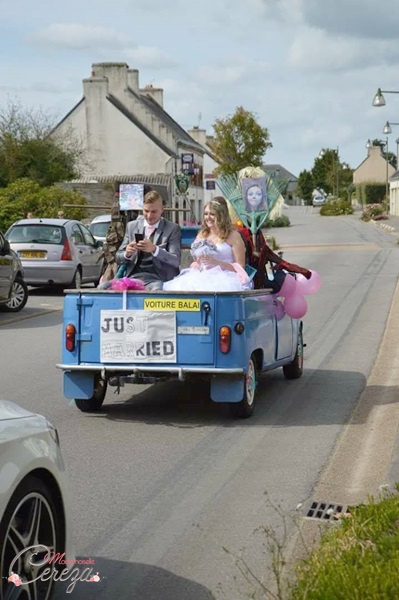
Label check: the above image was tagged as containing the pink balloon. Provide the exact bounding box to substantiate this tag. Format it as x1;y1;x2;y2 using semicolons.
284;294;308;319
274;299;285;321
296;270;321;295
279;273;297;298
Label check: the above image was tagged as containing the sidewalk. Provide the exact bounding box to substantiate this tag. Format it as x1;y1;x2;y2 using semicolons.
370;213;399;235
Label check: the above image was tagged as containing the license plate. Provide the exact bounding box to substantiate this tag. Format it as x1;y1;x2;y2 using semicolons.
20;251;46;258
178;326;210;335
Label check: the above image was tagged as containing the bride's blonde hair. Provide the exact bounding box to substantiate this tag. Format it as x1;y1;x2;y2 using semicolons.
200;198;232;241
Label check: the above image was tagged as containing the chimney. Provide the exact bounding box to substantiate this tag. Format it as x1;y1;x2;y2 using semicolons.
187;126;207;147
127;68;139;92
91;62;128;96
140;83;164;107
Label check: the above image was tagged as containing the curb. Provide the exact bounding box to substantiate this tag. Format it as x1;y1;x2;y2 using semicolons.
370;219;398;234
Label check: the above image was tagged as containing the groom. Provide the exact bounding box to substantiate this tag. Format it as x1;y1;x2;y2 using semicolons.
115;190;181;290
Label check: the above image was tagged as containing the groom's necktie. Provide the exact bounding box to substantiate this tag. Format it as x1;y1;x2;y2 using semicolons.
146;225;156;239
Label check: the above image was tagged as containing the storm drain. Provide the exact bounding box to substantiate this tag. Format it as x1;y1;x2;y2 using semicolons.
305;501;353;521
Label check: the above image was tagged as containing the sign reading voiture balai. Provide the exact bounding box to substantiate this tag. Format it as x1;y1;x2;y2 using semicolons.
100;310;176;363
143;298;200;311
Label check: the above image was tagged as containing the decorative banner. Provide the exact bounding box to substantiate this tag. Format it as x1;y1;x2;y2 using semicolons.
100;310;176;363
175;174;191;194
119;183;144;211
241;177;268;212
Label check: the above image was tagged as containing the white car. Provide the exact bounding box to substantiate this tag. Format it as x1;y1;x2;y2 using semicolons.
0;401;73;599
89;214;111;243
312;195;326;208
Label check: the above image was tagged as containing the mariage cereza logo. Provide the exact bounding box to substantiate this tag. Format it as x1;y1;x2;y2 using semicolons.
7;544;102;594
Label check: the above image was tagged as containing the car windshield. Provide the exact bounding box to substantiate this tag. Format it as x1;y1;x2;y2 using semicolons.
7;224;65;244
90;222;110;237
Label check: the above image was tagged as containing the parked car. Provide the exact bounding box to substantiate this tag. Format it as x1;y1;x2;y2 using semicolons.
89;214;111;243
5;218;104;288
0;231;28;313
0;400;73;598
312;195;326;208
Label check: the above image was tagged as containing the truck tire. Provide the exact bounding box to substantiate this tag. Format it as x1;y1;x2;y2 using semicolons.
283;324;304;380
75;375;107;412
230;354;258;418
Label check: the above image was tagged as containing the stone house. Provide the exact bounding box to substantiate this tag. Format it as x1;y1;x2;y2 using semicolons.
52;62;205;222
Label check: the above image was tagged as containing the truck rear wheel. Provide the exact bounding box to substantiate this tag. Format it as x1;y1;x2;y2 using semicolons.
230;354;257;418
283;324;304;380
75;374;107;412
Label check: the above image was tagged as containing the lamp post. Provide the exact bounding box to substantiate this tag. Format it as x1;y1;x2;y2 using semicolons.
372;88;399;107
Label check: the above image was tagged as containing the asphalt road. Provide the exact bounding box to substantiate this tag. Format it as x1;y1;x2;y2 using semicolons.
1;206;399;600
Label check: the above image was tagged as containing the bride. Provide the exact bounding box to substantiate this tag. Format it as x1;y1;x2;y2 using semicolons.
163;198;252;292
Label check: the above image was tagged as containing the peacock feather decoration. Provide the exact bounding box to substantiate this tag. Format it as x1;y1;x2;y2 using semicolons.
216;166;289;235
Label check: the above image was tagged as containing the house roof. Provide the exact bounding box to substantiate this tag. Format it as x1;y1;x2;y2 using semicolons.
68;173;172;186
138;90;204;153
263;163;298;182
107;93;174;156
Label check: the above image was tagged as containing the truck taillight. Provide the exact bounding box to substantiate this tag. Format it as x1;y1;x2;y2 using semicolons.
65;324;76;351
61;240;72;261
219;326;231;354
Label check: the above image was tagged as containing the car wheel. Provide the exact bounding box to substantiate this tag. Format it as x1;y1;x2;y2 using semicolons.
283;324;304;379
70;268;82;289
75;374;107;412
1;277;28;313
0;475;64;600
230;354;258;418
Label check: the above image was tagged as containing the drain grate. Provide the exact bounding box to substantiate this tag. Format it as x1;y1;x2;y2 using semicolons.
305;500;352;521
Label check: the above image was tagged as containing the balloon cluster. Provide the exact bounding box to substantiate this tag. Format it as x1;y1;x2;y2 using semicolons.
277;270;321;319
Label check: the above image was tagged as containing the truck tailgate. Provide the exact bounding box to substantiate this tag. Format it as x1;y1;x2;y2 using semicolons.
76;291;216;366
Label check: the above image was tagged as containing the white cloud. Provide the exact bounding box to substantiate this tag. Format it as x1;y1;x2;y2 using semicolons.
125;47;178;70
31;23;131;49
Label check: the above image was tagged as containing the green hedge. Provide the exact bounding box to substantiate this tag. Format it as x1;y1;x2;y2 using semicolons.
356;183;386;204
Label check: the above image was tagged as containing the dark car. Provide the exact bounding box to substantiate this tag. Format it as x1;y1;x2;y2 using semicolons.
0;231;28;313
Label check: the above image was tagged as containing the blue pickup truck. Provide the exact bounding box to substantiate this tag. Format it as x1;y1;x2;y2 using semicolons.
57;286;303;418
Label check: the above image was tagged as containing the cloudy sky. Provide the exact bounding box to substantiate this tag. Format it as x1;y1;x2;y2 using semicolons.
1;0;399;177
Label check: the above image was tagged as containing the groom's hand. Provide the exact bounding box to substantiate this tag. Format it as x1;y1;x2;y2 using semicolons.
137;239;157;253
125;241;139;257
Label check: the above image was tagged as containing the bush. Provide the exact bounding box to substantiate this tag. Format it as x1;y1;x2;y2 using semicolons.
0;178;89;230
361;203;385;222
265;215;291;228
290;490;399;600
320;199;354;216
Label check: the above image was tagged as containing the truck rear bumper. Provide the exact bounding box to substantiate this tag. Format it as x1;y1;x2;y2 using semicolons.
56;364;244;377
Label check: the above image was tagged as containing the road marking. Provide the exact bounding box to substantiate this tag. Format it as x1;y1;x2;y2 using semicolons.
0;308;62;327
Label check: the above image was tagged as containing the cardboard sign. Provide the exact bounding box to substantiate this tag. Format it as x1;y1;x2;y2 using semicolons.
100;310;176;363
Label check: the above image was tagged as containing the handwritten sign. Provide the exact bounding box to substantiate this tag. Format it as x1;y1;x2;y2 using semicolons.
100;310;176;363
143;298;200;311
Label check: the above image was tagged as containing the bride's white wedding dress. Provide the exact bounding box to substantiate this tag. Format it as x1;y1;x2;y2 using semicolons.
163;240;251;292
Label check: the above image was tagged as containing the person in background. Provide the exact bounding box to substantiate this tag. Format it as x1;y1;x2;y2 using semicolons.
26;212;34;219
57;211;65;219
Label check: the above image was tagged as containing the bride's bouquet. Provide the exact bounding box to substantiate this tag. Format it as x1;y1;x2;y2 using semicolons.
190;239;217;260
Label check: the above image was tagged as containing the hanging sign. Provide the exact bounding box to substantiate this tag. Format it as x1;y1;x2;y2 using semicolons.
175;174;191;194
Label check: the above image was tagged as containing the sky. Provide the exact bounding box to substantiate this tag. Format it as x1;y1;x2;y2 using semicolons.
1;0;399;177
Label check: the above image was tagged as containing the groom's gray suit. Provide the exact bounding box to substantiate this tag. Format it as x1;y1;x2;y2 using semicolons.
116;216;181;288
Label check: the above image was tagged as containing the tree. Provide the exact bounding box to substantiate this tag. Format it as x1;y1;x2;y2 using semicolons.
210;106;272;176
297;170;314;203
0;179;88;231
0;100;84;188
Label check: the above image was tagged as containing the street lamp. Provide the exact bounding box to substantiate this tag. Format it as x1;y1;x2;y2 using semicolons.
372;88;399;107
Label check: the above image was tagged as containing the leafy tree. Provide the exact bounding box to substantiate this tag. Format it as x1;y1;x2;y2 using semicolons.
0;100;84;188
210;106;272;176
0;179;88;231
297;169;314;202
